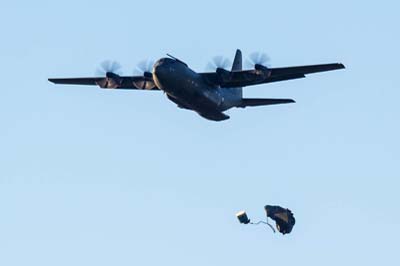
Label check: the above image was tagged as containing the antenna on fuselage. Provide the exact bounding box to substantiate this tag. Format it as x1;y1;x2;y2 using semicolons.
166;54;188;67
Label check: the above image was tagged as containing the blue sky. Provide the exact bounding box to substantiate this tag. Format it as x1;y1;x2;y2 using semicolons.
1;1;399;265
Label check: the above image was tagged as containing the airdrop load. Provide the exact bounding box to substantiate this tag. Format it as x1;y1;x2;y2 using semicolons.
236;205;295;235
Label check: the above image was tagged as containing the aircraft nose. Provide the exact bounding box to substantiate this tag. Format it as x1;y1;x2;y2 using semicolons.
153;59;162;71
153;58;175;77
153;60;165;75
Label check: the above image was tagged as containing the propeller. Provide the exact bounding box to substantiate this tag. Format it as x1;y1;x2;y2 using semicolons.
246;52;270;69
131;59;156;90
206;56;232;71
94;60;123;88
95;60;122;76
134;59;154;78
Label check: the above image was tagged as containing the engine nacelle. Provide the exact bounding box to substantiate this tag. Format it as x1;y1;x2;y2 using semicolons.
255;64;271;78
96;72;122;89
255;64;268;71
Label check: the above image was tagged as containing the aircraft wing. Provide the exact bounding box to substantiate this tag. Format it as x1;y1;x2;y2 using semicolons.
200;63;345;88
48;75;160;90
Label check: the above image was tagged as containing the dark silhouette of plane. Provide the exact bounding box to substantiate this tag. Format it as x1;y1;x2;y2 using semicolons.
49;49;345;121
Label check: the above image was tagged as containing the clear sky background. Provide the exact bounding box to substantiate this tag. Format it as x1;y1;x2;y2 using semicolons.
1;1;399;265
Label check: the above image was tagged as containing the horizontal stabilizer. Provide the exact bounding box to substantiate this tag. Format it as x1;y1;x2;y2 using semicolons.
238;98;295;108
198;111;230;121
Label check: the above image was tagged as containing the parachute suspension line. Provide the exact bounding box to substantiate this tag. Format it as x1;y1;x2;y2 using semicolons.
250;218;276;233
265;210;276;233
250;221;266;225
266;217;276;233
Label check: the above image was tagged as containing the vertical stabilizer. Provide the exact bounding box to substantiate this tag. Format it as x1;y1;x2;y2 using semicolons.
232;49;242;71
231;49;243;99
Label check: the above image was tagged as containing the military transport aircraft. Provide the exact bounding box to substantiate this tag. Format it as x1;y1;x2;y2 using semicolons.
49;49;345;121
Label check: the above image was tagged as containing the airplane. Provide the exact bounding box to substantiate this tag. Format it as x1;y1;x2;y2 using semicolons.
48;49;345;121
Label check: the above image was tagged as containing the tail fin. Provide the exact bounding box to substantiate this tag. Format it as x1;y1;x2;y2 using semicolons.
231;49;242;72
231;49;243;98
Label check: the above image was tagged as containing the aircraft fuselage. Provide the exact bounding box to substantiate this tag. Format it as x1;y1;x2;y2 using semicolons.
152;58;240;121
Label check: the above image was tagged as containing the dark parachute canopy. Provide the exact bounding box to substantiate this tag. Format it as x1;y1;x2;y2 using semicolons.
264;205;296;235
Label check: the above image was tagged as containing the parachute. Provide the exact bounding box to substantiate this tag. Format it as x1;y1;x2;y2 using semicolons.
264;205;296;235
236;205;295;235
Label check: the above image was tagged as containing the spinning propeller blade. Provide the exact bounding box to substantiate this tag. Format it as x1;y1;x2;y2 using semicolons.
95;60;122;76
206;56;232;71
245;52;271;69
134;59;155;77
